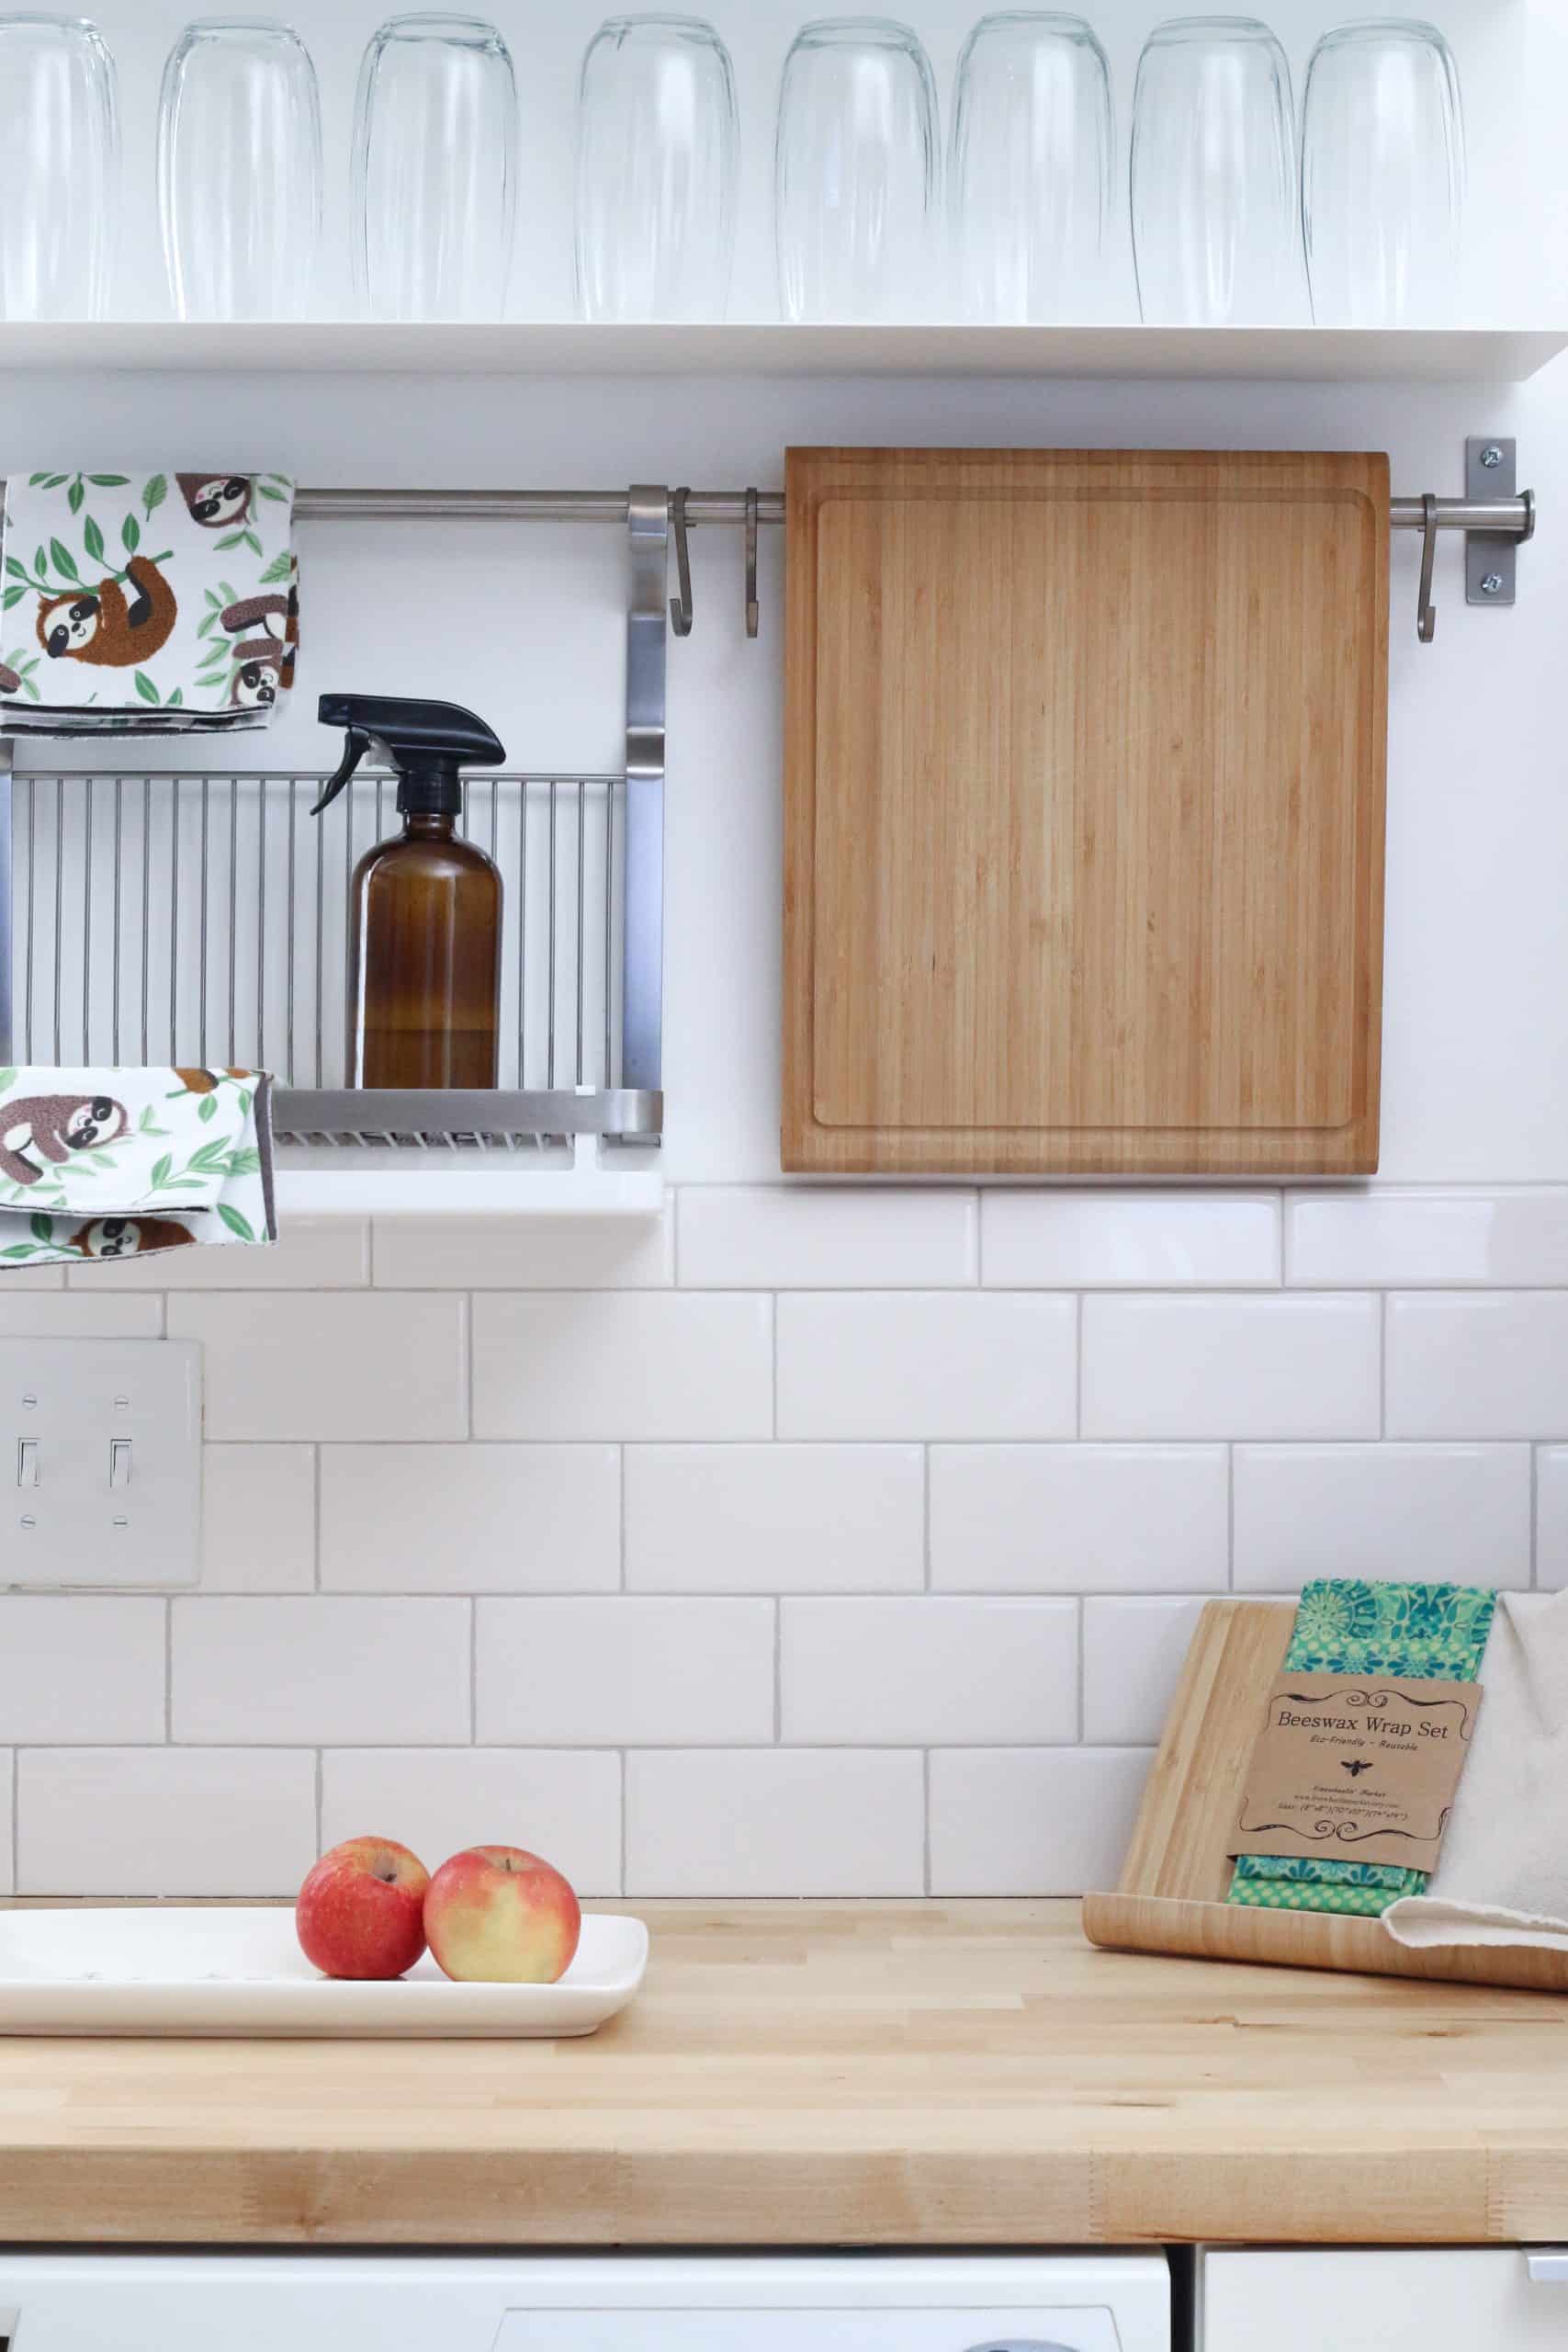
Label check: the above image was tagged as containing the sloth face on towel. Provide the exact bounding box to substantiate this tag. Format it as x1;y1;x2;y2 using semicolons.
177;472;253;529
68;1216;196;1260
0;1092;129;1187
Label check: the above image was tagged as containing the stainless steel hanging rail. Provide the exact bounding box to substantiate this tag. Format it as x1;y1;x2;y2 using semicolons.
279;478;1537;644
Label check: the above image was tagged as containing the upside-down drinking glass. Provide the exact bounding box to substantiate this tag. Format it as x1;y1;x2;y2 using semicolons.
159;17;322;321
577;16;739;322
950;11;1113;323
1302;17;1464;326
1131;16;1304;326
0;13;118;319
775;17;941;322
354;11;518;322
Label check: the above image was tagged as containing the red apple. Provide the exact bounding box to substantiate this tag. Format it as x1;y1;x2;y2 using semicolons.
423;1845;581;1984
296;1836;431;1980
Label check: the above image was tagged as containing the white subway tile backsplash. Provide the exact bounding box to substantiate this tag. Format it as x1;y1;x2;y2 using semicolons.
626;1750;926;1895
71;1218;369;1292
1537;1450;1568;1590
626;1443;923;1592
679;1187;976;1288
0;1295;162;1337
1082;1295;1381;1439
172;1597;470;1744
929;1747;1152;1894
321;1444;619;1592
201;1445;316;1591
983;1193;1280;1288
374;1207;673;1289
321;1749;623;1895
1082;1598;1208;1743
781;1597;1077;1745
1234;1444;1530;1589
930;1444;1228;1592
1386;1294;1568;1440
477;1598;774;1744
17;1748;317;1895
1288;1190;1568;1288
472;1294;773;1441
21;1166;1568;1903
0;1598;164;1739
170;1295;468;1442
777;1294;1076;1441
0;1751;10;1893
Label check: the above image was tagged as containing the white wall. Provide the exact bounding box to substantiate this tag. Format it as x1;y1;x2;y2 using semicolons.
1;0;1565;1899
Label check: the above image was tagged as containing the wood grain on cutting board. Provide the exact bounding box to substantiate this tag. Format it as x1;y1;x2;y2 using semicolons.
783;447;1389;1173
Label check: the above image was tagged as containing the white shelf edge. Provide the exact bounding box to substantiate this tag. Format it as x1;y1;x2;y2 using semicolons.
275;1159;664;1218
0;320;1562;384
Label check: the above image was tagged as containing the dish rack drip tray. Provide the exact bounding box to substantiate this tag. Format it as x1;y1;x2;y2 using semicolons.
0;766;663;1216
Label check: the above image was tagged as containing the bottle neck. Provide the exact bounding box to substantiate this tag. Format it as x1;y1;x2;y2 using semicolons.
402;810;457;840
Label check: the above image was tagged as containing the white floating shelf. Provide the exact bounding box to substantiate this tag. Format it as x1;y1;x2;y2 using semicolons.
275;1152;664;1219
0;320;1562;384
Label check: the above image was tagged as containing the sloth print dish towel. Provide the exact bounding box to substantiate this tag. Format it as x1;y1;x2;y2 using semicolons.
0;1068;276;1267
0;469;297;732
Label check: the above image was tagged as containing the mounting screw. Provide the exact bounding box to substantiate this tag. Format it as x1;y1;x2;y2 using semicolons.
1480;445;1504;469
18;1515;34;1531
20;1393;35;1410
1481;572;1505;596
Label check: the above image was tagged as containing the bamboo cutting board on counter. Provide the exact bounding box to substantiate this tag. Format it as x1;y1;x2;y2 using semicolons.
783;447;1390;1174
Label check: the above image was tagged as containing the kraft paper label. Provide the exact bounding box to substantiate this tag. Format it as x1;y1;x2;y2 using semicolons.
1228;1674;1482;1872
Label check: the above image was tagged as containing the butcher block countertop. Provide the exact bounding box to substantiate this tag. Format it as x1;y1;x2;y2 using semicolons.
2;1900;1568;2247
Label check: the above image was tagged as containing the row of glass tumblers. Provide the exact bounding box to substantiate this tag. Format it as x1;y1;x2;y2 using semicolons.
0;10;1464;329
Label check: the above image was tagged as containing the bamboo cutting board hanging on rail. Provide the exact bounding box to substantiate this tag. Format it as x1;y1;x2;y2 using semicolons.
783;447;1390;1175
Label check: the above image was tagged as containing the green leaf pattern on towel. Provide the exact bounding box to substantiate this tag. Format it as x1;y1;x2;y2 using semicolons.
0;1069;273;1264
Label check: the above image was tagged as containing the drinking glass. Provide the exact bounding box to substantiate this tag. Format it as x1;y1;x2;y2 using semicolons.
1302;18;1464;327
1130;16;1303;326
775;17;940;323
0;14;118;319
159;17;322;322
354;11;518;322
950;11;1113;323
577;16;739;322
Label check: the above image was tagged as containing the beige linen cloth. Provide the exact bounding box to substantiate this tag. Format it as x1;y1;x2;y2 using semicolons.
1383;1590;1568;1954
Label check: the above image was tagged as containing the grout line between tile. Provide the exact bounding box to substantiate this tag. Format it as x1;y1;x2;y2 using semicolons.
1226;1443;1235;1590
468;1599;478;1742
772;1599;782;1743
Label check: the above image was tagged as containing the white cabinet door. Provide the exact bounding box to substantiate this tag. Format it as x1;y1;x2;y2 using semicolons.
1206;2249;1568;2352
0;2252;1170;2352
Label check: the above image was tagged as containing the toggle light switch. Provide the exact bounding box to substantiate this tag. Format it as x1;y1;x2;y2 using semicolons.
109;1438;131;1489
16;1438;38;1487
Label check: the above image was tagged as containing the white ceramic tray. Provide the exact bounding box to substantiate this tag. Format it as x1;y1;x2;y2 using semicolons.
0;1907;649;2037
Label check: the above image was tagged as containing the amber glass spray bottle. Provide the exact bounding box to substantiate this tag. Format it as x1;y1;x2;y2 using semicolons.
312;693;505;1089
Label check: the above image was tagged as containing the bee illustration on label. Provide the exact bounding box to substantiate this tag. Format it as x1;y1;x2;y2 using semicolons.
1341;1758;1374;1779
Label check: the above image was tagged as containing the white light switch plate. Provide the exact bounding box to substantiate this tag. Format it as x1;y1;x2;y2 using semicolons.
0;1340;201;1588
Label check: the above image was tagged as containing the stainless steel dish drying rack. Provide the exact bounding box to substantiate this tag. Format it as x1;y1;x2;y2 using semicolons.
0;482;766;1215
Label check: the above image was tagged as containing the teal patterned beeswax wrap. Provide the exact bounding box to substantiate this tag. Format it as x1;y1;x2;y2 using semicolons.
1227;1578;1497;1917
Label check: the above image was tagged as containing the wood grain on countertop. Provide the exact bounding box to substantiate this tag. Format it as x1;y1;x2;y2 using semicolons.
0;1901;1565;2247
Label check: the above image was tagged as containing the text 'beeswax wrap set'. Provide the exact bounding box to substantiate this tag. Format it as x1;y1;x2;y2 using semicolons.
0;469;297;731
1228;1579;1496;1917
